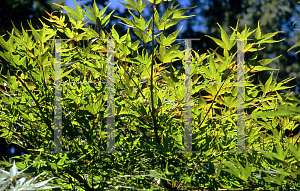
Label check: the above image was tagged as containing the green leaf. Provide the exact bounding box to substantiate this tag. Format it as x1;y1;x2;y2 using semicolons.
11;21;22;37
0;31;14;53
223;161;242;180
131;40;140;50
12;36;28;50
292;17;300;26
288;41;300;53
166;25;183;46
263;70;274;94
113;15;136;29
217;23;230;50
217;56;231;73
205;35;225;49
255;20;262;40
153;6;160;30
81;3;94;19
111;24;119;39
118;0;135;10
257;55;282;66
163;19;184;30
28;21;42;43
64;28;74;38
81;28;98;39
53;3;81;21
259;31;285;44
75;0;84;19
172;5;197;19
251;105;300;118
10;76;17;90
199;65;212;79
93;0;100;17
288;142;300;159
274;142;288;161
239;24;249;39
137;0;147;13
161;2;178;24
72;33;86;41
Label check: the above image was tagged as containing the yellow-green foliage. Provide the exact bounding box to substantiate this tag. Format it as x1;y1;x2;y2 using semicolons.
0;0;300;190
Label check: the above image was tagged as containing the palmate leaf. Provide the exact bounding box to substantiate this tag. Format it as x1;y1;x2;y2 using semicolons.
170;5;197;20
156;42;183;64
118;0;147;13
205;35;226;50
217;23;230;50
161;18;184;31
53;0;85;21
157;26;182;47
161;0;178;21
288;142;300;159
251;105;300;119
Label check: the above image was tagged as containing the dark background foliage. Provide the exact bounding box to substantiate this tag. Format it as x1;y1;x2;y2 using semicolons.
1;0;300;162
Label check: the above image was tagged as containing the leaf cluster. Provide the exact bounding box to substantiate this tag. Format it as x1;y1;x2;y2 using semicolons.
0;0;300;190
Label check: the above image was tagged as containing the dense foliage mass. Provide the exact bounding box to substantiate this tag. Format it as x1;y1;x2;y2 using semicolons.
0;0;300;190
